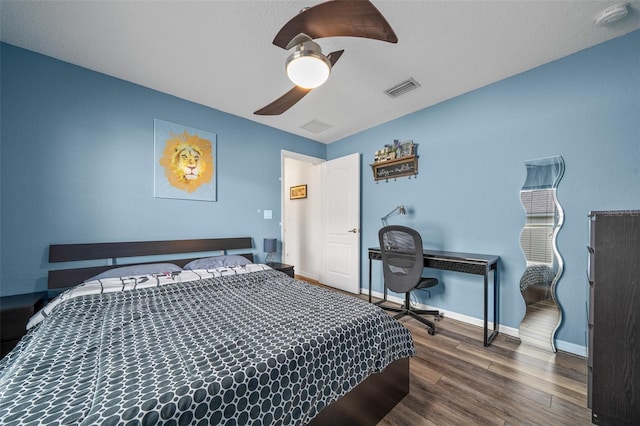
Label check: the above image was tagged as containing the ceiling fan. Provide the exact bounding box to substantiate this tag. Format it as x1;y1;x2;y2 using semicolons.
254;0;398;116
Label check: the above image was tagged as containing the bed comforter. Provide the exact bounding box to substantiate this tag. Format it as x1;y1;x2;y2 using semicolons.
0;268;414;425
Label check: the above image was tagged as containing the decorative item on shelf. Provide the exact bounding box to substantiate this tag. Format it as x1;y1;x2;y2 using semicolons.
263;238;277;263
290;184;307;199
399;140;415;157
371;140;418;182
373;140;415;163
381;205;406;226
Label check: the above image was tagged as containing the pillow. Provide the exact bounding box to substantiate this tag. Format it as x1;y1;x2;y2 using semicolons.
85;263;183;282
183;255;252;270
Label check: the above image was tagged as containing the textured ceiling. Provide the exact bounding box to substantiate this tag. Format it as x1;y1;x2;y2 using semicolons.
1;0;639;144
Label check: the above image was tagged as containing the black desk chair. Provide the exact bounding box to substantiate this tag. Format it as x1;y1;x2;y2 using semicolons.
378;225;440;335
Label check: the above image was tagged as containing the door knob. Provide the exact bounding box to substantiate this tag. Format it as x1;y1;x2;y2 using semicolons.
348;228;359;233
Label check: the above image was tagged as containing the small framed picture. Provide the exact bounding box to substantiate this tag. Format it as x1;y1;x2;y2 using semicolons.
400;141;414;157
290;184;307;199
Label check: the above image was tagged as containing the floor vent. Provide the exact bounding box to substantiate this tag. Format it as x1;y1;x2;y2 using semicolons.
301;119;332;134
384;78;421;98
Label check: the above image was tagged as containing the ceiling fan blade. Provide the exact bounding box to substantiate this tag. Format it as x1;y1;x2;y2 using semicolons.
273;0;398;49
254;86;312;116
326;49;344;66
254;50;345;116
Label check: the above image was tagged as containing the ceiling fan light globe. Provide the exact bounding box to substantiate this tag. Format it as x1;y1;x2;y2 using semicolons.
286;51;331;89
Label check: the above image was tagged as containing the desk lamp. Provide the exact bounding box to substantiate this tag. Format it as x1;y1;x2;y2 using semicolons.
381;205;406;227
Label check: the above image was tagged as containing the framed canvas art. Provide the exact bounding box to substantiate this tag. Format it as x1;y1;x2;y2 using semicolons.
154;119;217;201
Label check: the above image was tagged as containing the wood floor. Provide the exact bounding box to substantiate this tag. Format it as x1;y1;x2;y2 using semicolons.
300;279;592;425
377;313;592;425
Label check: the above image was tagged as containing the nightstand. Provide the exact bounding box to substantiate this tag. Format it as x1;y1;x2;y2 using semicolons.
267;262;295;278
1;292;47;358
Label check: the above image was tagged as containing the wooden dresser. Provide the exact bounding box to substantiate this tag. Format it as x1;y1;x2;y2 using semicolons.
588;211;640;425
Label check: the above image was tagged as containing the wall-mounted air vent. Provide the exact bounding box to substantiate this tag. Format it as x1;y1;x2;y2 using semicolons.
384;78;421;98
301;119;332;134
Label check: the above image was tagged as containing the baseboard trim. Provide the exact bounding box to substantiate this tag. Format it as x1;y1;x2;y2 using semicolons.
555;340;587;357
363;288;586;356
296;274;320;285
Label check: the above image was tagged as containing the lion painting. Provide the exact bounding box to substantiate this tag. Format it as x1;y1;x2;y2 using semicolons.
159;130;213;193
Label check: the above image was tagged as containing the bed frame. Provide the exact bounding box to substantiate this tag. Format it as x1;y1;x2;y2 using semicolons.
48;237;409;425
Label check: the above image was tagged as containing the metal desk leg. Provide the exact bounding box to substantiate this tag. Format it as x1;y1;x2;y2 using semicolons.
483;267;489;346
368;258;372;303
484;263;499;346
369;255;388;306
492;265;499;342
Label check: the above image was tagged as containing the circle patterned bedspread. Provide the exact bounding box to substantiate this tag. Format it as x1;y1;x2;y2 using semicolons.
0;269;414;425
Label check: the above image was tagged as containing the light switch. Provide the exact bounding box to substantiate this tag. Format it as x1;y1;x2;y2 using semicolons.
264;210;273;219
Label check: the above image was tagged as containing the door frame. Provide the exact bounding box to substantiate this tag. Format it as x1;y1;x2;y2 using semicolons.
281;150;361;293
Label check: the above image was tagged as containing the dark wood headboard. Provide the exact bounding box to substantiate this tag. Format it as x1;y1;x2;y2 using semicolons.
48;237;253;289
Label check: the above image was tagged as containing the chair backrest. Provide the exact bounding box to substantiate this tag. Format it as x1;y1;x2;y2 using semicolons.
378;225;424;293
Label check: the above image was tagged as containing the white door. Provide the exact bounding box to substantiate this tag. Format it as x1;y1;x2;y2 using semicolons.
320;153;360;293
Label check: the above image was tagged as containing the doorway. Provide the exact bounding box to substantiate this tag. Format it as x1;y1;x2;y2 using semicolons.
281;151;361;293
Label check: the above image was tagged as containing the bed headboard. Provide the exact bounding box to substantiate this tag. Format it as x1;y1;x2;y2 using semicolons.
48;237;253;289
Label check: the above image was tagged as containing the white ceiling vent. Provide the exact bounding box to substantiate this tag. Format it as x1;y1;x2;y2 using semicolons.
384;78;421;98
301;119;332;134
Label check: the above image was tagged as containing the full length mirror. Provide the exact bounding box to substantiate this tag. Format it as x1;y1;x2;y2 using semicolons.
518;155;564;352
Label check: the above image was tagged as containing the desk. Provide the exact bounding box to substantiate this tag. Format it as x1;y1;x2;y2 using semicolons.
368;248;500;347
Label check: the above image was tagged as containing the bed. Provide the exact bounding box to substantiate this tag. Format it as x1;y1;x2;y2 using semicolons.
0;238;414;425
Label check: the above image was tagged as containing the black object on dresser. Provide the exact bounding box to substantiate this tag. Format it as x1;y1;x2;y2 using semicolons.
588;211;640;426
1;292;47;358
267;262;295;278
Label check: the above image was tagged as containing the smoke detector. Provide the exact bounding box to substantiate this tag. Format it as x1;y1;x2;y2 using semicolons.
595;2;630;26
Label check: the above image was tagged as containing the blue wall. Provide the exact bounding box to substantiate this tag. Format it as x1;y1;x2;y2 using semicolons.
0;43;325;297
328;30;640;351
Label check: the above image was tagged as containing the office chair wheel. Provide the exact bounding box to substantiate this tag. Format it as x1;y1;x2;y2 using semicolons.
428;328;435;336
434;315;441;321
